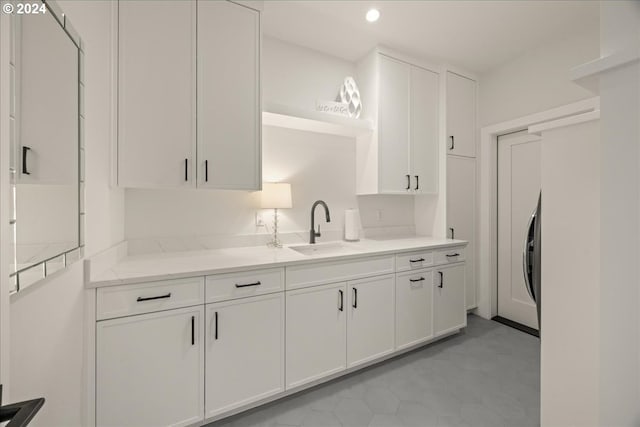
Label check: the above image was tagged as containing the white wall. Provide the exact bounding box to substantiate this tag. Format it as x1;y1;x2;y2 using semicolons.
479;28;599;127
263;36;356;111
8;2;124;426
597;2;640;425
125;38;417;248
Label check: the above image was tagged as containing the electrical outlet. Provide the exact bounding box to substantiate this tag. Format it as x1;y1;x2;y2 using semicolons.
255;211;265;227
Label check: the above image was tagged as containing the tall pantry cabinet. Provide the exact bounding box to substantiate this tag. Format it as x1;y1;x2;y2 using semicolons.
117;0;261;190
446;71;477;309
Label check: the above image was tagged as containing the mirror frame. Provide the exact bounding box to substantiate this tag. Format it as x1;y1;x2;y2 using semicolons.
8;0;85;293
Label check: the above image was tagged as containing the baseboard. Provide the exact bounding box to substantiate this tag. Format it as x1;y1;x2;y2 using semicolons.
492;315;539;338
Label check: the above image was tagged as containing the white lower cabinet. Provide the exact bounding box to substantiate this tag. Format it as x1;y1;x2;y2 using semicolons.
285;282;347;389
205;293;284;418
96;306;204;427
396;269;434;350
434;264;467;336
347;275;395;368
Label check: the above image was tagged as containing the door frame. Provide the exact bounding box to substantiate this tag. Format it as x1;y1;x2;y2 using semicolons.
475;97;600;320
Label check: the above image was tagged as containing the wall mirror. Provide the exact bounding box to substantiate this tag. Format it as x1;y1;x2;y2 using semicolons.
8;0;85;293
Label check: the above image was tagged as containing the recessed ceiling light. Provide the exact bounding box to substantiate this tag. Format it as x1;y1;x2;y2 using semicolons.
366;9;380;23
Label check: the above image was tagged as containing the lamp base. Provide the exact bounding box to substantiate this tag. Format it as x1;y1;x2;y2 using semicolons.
266;208;283;248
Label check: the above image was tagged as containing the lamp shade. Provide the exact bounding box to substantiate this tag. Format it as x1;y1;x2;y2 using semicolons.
260;182;292;209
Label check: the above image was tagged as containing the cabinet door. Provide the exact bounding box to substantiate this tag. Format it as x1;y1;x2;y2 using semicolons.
410;66;439;194
347;275;395;368
396;270;433;350
447;155;476;309
197;1;260;190
96;306;204;427
446;72;476;158
433;264;466;337
286;282;346;389
378;54;410;193
118;1;196;188
205;293;284;418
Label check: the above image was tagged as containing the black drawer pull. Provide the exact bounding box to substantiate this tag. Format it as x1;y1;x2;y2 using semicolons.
445;253;460;258
409;258;425;263
449;135;455;150
136;293;171;302
409;277;425;283
438;271;444;288
406;174;411;190
205;160;209;182
415;175;419;191
235;281;261;288
184;158;188;181
338;289;344;312
352;287;358;308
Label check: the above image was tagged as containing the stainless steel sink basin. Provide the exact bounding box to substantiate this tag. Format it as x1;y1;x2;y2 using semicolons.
289;242;357;257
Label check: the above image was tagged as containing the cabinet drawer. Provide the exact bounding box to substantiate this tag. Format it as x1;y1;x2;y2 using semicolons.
396;251;434;272
206;268;284;303
97;277;205;321
286;256;395;290
434;247;465;265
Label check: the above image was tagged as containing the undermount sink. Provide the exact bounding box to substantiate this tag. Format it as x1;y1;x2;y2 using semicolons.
289;242;358;257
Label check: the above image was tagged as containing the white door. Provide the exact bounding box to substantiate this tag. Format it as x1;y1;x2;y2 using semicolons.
347;275;395;368
497;131;541;329
433;264;466;336
286;282;346;389
396;269;434;350
118;0;196;188
96;306;204;427
197;1;260;190
447;156;476;308
446;72;476;157
410;65;439;194
378;54;410;193
205;293;284;418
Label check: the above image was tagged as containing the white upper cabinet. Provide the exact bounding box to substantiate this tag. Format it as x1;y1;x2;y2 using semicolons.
378;55;410;193
118;0;196;188
356;51;439;195
117;0;261;190
446;72;476;158
197;1;260;190
410;65;439;194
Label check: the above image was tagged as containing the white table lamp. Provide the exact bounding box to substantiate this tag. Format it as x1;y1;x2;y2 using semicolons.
260;182;292;248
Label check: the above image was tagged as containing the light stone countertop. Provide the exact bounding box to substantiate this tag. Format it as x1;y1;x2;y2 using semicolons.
86;236;467;288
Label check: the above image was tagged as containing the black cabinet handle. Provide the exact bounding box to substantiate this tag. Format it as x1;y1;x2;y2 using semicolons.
449;227;455;239
415;175;419;190
409;258;425;263
214;311;218;340
235;281;261;288
22;146;31;175
136;293;171;302
184;158;188;181
406;174;411;190
449;136;455;150
438;271;444;288
409;277;425;283
205;160;208;182
191;315;195;346
352;287;358;308
338;289;344;312
446;253;460;258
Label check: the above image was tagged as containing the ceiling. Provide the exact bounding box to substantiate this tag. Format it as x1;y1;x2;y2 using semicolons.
261;1;599;73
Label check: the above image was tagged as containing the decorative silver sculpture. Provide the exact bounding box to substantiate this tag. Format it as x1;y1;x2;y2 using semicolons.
338;76;362;119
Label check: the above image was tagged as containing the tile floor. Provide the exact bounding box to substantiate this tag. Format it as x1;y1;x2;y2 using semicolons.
207;315;540;427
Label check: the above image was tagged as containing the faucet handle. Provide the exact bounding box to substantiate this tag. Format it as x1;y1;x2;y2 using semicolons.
316;224;321;237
